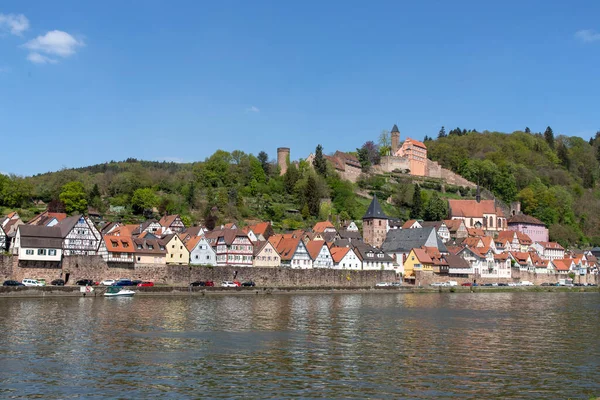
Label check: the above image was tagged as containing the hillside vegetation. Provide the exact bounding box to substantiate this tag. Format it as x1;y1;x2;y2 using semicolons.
427;128;600;246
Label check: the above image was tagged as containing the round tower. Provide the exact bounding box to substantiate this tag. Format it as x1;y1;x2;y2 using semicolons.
391;124;400;155
277;147;290;175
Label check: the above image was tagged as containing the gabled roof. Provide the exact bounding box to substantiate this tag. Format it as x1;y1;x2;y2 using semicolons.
352;242;394;262
159;214;181;228
382;227;447;253
536;241;564;250
467;228;486;237
306;240;327;260
449;199;504;218
498;231;532;246
552;258;573;271
445;254;471;269
132;237;167;254
403;137;426;149
185;235;209;252
362;195;390;220
510;251;531;265
274;237;302;261
56;215;86;238
330;246;351;263
338;229;362;240
507;214;545;226
402;219;421;229
247;222;272;237
204;229;250;246
313;221;335;233
443;219;465;232
104;235;135;253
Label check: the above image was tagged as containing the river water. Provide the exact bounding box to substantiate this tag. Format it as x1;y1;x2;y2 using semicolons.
0;292;598;399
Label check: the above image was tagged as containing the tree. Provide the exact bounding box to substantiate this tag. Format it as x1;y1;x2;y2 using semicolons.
525;127;531;134
410;184;423;219
131;188;158;214
356;146;371;172
424;192;448;221
305;175;320;217
556;141;570;169
257;151;270;176
544;126;554;149
378;130;391;155
186;181;196;207
284;163;299;194
313;144;327;177
89;183;101;201
59;181;88;214
361;141;380;166
438;126;446;138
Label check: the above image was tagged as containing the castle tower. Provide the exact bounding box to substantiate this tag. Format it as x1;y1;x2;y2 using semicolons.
277;147;290;175
391;124;400;155
362;195;390;248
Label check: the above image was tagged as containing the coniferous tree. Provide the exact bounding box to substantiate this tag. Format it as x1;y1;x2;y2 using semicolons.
356;147;371;172
424;192;449;221
544;126;555;149
257;151;270;176
305;175;320;217
438;126;446;138
557;142;570;169
410;184;423;219
313;144;327;177
525;127;531;134
284;163;299;194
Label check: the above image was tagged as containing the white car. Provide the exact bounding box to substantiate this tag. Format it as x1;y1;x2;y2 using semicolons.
507;282;518;287
375;282;391;287
446;281;458;287
520;281;534;286
101;279;116;286
221;281;237;288
22;279;43;287
430;282;447;287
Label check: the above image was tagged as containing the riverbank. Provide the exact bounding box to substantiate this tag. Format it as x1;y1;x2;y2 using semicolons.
0;285;598;298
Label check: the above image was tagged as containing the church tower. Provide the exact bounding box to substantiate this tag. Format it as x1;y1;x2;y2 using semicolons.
391;124;400;155
362;195;390;248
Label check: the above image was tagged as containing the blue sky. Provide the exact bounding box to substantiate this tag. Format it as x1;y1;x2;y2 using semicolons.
1;1;599;176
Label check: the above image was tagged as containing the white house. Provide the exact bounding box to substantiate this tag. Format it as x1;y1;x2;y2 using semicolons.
57;215;103;256
186;236;217;266
306;240;333;268
14;225;63;262
0;225;6;252
103;236;135;264
531;242;565;261
330;246;361;270
271;236;313;269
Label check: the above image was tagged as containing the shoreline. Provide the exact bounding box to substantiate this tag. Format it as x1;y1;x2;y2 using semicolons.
0;285;598;298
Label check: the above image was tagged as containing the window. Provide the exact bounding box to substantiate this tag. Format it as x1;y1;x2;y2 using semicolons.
172;245;175;249
195;255;199;259
49;249;57;256
37;249;47;256
160;246;165;251
137;244;142;249
179;254;182;258
171;254;174;258
137;257;141;261
206;255;210;260
25;249;34;255
148;245;154;250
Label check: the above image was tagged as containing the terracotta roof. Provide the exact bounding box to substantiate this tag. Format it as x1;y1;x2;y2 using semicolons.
247;222;271;236
402;219;420;229
330;246;351;263
507;214;545;226
467;228;486;237
413;247;433;264
449;199;504;218
313;221;335;233
510;251;531;264
275;237;301;261
159;214;180;228
463;237;483;248
443;219;464;232
494;252;509;261
553;259;572;271
110;224;139;237
445;245;464;255
537;241;564;250
104;235;135;253
306;240;327;260
185;236;204;252
403;137;427;149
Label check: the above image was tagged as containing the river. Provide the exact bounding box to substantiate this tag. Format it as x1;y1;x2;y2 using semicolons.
0;292;598;399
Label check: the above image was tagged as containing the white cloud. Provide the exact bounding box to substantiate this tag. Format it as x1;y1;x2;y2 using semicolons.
246;106;260;113
0;13;29;36
23;30;84;63
575;29;600;43
27;52;57;64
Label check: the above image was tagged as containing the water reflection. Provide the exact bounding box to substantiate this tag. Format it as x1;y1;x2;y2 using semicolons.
0;292;598;399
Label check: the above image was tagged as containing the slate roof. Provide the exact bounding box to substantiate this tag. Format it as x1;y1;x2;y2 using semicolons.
352;241;394;262
382;227;447;253
18;225;63;248
56;215;85;238
362;195;390;220
132;237;166;254
445;254;471;269
338;229;362;241
391;124;399;133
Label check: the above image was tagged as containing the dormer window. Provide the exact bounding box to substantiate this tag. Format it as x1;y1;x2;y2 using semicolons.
137;244;142;249
148;245;154;250
111;241;118;247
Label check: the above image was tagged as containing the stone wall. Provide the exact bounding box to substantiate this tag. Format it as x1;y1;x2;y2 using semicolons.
375;156;410;174
3;255;397;287
440;167;476;188
426;159;442;179
413;269;599;286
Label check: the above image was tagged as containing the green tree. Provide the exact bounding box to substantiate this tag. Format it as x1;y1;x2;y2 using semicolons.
197;150;233;187
424;192;448;221
410;184;423;219
356;147;371;172
257;151;270;176
378;130;391;155
438;126;446;138
544;126;554;149
525;127;531;134
131;188;158;214
59;181;88;214
313;144;327;177
305;175;320;217
556;141;570;169
284;163;299;194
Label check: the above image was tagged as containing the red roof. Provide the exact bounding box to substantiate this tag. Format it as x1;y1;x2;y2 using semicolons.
330;247;350;263
449;199;504;218
537;241;564;250
104;235;135;253
402;219;420;229
313;221;335;233
248;221;271;236
275;237;302;261
553;259;572;271
306;240;327;260
404;138;427;149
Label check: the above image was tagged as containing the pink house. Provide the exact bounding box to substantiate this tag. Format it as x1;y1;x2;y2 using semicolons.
507;214;548;243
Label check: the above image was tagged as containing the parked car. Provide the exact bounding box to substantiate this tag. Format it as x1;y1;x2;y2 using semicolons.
233;281;241;287
137;281;154;287
3;280;24;287
447;281;458;287
241;281;256;287
461;282;472;287
390;282;402;287
76;279;95;286
22;279;44;287
497;283;508;287
587;283;597;287
221;281;238;288
101;279;116;286
114;279;134;286
430;282;446;287
51;279;65;286
204;281;215;287
375;282;391;287
482;283;493;287
190;281;205;287
521;281;534;286
541;282;551;286
131;280;142;286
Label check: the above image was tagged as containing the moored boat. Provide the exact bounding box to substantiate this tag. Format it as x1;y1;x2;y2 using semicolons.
104;287;135;297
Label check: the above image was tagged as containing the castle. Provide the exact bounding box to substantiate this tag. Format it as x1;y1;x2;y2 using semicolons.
278;125;476;188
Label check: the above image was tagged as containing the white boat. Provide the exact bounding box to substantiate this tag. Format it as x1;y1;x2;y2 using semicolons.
104;287;135;297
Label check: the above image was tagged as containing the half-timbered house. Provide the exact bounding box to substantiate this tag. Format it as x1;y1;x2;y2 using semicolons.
57;215;103;256
159;215;186;233
103;235;135;265
306;240;333;268
205;229;253;267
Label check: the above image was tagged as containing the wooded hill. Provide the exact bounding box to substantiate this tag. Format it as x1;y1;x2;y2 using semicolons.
1;127;599;247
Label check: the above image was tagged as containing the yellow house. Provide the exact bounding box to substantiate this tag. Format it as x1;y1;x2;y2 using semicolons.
253;240;281;268
404;247;447;276
162;234;190;265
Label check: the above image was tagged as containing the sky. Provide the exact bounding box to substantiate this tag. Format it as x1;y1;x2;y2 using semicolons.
1;1;599;176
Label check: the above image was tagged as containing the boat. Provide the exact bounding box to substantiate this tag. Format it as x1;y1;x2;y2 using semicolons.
104;287;135;297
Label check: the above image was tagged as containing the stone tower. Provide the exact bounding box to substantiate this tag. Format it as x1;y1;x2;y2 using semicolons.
362;195;390;248
391;124;400;155
277;147;290;176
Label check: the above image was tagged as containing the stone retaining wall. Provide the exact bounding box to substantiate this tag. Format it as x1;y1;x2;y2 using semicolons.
413;269;599;286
